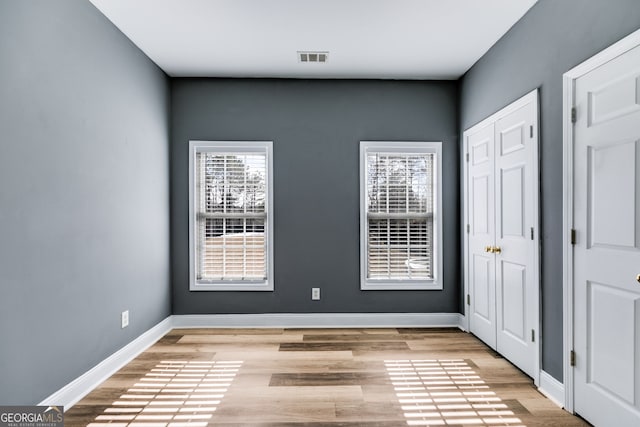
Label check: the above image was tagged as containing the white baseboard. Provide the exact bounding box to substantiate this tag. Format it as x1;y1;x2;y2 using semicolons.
172;312;465;329
538;370;565;408
38;316;172;409
40;312;464;409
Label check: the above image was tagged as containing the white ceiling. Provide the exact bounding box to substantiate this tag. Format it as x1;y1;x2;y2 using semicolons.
90;0;537;80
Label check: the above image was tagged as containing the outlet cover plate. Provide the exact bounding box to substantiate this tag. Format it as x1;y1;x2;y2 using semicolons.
121;310;129;328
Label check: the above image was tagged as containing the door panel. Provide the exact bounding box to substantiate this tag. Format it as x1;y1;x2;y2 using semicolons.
501;260;526;341
587;282;638;405
472;139;491;164
500;166;525;237
588;140;639;249
588;74;640;126
573;43;640;427
473;175;490;234
472;254;491;321
500;124;526;155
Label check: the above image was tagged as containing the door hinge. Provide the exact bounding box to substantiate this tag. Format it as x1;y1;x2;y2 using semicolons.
571;107;577;124
467;224;470;234
531;329;535;342
467;294;470;306
466;152;469;162
570;350;576;367
570;229;577;245
530;125;534;138
530;227;534;240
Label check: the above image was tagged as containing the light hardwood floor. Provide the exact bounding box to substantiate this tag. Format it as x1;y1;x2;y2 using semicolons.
65;328;589;426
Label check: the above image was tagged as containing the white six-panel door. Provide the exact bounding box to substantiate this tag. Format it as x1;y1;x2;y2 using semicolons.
467;124;497;348
572;42;640;426
494;100;539;378
464;90;539;381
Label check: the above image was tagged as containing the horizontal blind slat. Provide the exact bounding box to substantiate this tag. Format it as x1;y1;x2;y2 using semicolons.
367;213;432;220
198;212;266;219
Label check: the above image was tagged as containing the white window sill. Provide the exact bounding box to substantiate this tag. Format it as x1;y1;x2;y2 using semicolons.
190;281;274;292
361;280;442;291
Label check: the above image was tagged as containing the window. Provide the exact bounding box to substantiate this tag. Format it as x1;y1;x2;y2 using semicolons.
189;141;273;291
360;141;442;290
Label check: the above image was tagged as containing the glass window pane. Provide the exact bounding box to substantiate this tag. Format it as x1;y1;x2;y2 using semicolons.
365;151;435;281
195;151;268;282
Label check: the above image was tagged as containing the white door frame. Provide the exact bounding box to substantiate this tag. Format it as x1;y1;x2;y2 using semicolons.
562;27;640;413
463;88;541;386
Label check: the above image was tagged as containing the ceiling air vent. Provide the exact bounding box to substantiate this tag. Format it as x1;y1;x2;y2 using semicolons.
298;51;328;63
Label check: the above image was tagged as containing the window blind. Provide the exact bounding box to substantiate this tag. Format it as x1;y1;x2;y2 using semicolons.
195;152;267;281
366;153;434;280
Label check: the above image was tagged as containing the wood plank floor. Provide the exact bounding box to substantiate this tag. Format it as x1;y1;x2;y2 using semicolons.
65;328;590;426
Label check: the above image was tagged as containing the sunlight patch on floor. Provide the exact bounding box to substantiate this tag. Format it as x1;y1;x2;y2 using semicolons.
385;359;525;426
87;360;242;427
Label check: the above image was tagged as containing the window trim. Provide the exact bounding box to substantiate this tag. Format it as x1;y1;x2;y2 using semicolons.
189;140;274;291
359;141;443;291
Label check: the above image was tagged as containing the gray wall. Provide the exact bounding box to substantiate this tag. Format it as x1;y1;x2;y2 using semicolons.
171;79;460;314
460;0;640;381
0;0;171;404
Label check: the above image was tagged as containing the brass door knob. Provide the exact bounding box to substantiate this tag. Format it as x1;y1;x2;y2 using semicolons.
485;246;492;253
636;274;640;283
492;246;502;254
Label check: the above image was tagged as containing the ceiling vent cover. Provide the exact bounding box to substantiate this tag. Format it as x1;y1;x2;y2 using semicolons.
298;51;328;63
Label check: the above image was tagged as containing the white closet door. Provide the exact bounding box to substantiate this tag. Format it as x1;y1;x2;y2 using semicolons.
465;90;539;382
494;100;538;379
468;123;497;348
573;43;640;426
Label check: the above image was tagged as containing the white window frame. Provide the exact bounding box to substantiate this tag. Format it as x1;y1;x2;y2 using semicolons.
189;140;274;291
359;141;443;291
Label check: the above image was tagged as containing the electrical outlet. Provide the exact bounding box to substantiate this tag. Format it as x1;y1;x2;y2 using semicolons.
121;310;129;328
311;288;320;300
